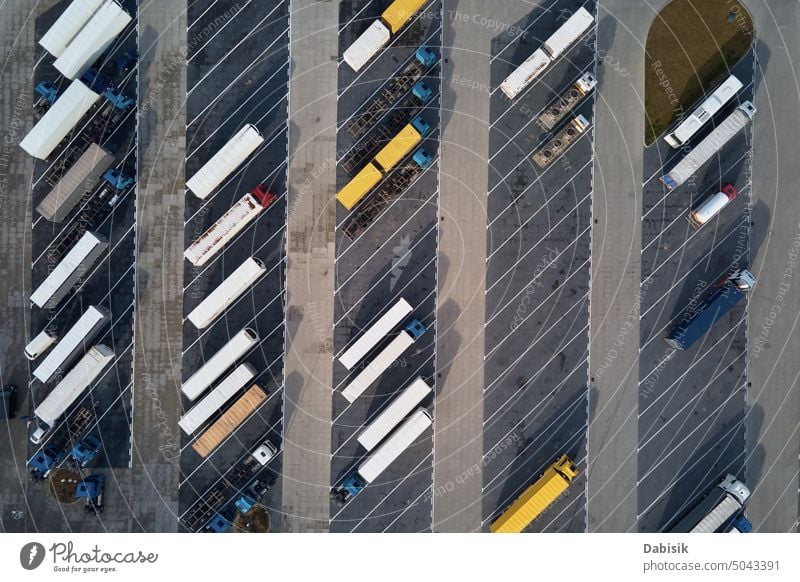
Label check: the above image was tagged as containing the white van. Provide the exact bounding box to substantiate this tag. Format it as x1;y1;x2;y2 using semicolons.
251;440;278;466
24;330;58;360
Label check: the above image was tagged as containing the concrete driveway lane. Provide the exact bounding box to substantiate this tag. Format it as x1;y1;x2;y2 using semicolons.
281;0;338;533
0;0;36;535
588;0;667;533
743;0;800;533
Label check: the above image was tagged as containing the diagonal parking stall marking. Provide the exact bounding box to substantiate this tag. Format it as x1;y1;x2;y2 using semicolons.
186;0;257;62
381;487;433;532
487;158;593;226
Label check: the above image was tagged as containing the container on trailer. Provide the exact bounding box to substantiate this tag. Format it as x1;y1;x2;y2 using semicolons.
357;408;432;484
381;0;427;34
192;385;267;457
338;298;413;370
343;21;391;72
357;376;432;451
373;116;430;172
181;328;259;401
542;7;594;59
187;257;267;329
336;163;383;211
500;49;551;100
186;125;265;199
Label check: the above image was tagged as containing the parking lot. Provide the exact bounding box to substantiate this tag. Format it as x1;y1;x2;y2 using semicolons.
25;0;139;528
481;0;596;533
329;0;441;532
636;52;756;531
178;0;289;532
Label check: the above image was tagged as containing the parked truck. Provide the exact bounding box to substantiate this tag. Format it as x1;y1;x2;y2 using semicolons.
532;114;589;168
37;143;115;222
187;257;267;329
536;72;597;131
186;124;265;199
181;328;260;401
341;319;426;403
69;434;102;467
53;0;133;80
661;101;756;190
664;74;743;148
337;115;431;210
332;408;432;504
20;80;101;160
346;47;437;139
34;81;60;117
192;385;267;457
28;445;66;480
500;7;594;100
490;454;579;533
665;269;755;351
39;0;105;58
184;186;276;267
670;474;750;533
30;231;108;309
357;376;432;451
30;344;114;444
689;183;738;228
338;298;413;369
343;0;427;72
33;305;109;383
728;515;753;533
342;148;433;239
25;329;58;361
178;363;257;434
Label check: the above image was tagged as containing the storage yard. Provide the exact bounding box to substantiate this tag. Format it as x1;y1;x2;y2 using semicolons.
0;0;798;538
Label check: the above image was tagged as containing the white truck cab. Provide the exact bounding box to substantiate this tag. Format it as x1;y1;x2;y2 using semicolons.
251;440;278;466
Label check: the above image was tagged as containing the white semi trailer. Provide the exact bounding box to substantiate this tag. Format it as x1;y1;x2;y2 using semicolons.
664;74;743;148
178;363;256;434
187;257;267;329
185;124;264;200
356;376;432;451
31;344;114;444
184;186;275;267
500;7;594;99
39;0;105;58
661;102;756;190
181;328;259;401
33;305;109;383
332;408;432;503
30;231;108;309
338;298;413;370
670;474;750;533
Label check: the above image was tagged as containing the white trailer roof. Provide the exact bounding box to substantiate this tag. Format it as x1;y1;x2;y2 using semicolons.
184;193;265;267
30;231;107;308
343;20;390;72
53;0;132;80
543;7;594;59
358;408;432;483
186;125;265;199
179;363;256;434
341;331;415;403
39;0;105;57
500;48;551;99
34;344;113;427
182;328;259;401
690;495;742;533
662;102;755;189
666;75;743;147
187;257;266;329
338;298;413;370
20;80;100;160
33;305;109;383
357;377;431;451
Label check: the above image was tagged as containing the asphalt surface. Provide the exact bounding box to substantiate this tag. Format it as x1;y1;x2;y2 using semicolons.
178;0;289;531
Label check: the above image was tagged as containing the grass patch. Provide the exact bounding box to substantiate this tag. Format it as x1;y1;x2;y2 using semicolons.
644;0;753;145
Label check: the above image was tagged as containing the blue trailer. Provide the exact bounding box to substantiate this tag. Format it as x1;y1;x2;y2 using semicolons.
665;270;755;351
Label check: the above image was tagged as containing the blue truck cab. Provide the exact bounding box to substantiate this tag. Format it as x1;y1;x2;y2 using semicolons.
412;81;433;104
331;471;367;505
28;445;65;480
207;512;232;533
34;81;59;107
103;169;134;190
412;148;433;169
666;270;755;351
70;435;102;468
415;47;437;68
729;515;752;533
103;87;135;110
410;115;431;138
81;68;113;93
404;319;426;340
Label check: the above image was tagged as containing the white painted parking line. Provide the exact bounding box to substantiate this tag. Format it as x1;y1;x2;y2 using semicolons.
486;224;591;295
338;0;376;35
187;0;256;60
639;322;746;416
487;189;590;262
381;487;432;532
188;0;229;30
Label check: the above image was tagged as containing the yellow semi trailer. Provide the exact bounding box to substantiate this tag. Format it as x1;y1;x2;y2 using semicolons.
490;454;579;533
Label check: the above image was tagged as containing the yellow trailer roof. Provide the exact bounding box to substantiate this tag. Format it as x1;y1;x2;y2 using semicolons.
337;163;382;211
374;124;421;172
381;0;427;34
490;455;578;533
